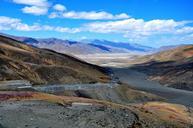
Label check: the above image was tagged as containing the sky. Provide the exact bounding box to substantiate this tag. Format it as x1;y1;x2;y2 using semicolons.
0;0;193;47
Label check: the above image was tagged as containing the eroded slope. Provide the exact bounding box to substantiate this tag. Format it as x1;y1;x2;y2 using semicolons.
131;45;193;91
0;35;110;85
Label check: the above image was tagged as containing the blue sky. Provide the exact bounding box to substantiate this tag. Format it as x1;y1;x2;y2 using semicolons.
0;0;193;47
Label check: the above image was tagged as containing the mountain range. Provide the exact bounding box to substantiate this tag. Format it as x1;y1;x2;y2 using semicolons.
83;39;154;52
0;33;154;55
1;32;193;91
1;33;193;127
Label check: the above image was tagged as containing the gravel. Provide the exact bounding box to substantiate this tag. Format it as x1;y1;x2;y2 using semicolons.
0;100;138;128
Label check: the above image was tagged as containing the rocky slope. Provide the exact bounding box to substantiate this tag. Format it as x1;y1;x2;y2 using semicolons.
133;45;193;63
60;84;164;105
0;35;110;85
131;45;193;91
0;91;193;128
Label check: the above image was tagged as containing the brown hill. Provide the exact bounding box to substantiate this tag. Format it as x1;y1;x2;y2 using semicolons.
136;45;193;63
131;45;193;91
0;35;110;85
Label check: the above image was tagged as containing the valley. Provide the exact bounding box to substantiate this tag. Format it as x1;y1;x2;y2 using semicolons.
76;53;141;67
1;0;193;127
0;34;193;128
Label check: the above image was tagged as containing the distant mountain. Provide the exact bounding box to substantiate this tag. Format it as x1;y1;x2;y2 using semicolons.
88;43;111;52
9;37;131;55
0;33;155;55
1;33;191;56
153;44;189;53
83;39;154;52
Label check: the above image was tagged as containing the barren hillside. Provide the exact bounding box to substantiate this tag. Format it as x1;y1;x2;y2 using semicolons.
0;35;110;85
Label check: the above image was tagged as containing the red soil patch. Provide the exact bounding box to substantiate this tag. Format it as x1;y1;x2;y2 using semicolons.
0;91;33;101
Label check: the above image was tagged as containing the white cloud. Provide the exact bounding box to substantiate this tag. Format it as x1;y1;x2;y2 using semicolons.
49;11;130;20
54;27;80;33
12;0;49;7
175;26;193;34
0;16;79;33
0;16;19;24
13;0;49;15
22;6;48;15
80;18;193;44
0;16;41;31
13;0;129;20
53;4;66;11
1;15;193;46
83;18;193;37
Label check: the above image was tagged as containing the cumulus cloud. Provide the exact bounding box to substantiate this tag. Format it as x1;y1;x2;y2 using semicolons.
54;27;80;33
49;11;130;20
0;16;41;31
175;26;193;34
22;6;48;15
13;0;49;15
83;19;193;40
0;16;79;33
1;15;193;45
12;0;49;7
53;4;66;11
12;0;129;20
